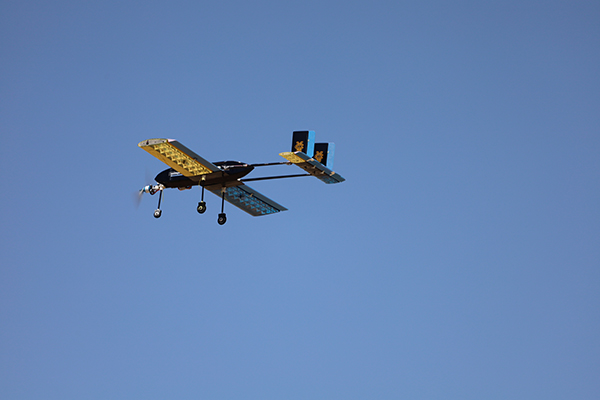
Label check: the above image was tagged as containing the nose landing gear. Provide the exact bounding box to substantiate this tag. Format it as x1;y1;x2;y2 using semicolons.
154;189;163;218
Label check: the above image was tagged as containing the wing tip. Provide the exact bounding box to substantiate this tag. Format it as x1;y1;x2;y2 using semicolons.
137;138;174;148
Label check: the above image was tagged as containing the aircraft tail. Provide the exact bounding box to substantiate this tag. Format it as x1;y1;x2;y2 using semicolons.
289;130;335;169
280;130;344;184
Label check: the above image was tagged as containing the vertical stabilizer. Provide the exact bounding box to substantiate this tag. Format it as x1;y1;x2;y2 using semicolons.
280;131;344;184
291;131;315;155
313;142;335;169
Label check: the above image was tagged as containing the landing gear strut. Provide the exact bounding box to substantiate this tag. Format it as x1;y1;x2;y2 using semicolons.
218;186;227;225
154;190;163;218
197;186;206;214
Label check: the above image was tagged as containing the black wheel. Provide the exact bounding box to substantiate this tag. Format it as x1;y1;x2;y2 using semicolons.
217;213;227;225
197;201;207;214
153;209;162;218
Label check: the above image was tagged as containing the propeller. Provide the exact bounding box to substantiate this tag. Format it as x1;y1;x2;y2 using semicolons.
134;184;164;207
133;169;162;209
133;188;144;209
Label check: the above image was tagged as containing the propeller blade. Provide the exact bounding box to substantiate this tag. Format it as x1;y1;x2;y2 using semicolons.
134;169;157;209
133;189;144;209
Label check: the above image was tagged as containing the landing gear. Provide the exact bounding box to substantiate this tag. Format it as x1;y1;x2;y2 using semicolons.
154;189;163;218
197;186;207;214
217;186;227;225
150;184;231;224
196;185;227;224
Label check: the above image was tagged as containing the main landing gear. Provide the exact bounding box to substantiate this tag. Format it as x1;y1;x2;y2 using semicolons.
217;186;227;225
196;185;227;225
197;186;207;214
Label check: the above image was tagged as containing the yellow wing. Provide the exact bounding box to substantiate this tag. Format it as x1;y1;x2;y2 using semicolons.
138;138;219;177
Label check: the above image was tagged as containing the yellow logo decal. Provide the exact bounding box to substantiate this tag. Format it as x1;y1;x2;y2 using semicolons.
294;141;305;152
314;151;324;163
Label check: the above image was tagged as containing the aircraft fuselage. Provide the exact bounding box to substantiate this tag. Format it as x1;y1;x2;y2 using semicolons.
155;161;254;189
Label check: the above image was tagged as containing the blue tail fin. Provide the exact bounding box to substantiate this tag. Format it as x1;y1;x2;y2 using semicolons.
291;131;315;155
313;142;335;169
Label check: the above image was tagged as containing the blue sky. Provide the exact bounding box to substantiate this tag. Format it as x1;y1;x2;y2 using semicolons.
1;1;599;398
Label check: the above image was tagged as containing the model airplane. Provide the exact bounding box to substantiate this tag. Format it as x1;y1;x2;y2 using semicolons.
138;131;345;224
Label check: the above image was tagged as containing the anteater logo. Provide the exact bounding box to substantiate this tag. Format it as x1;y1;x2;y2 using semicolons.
314;151;324;163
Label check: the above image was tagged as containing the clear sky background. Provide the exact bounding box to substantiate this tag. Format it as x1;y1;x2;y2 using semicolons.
1;1;599;399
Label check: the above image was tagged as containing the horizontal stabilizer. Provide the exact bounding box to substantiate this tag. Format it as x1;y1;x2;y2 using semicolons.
207;184;287;216
279;151;345;184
